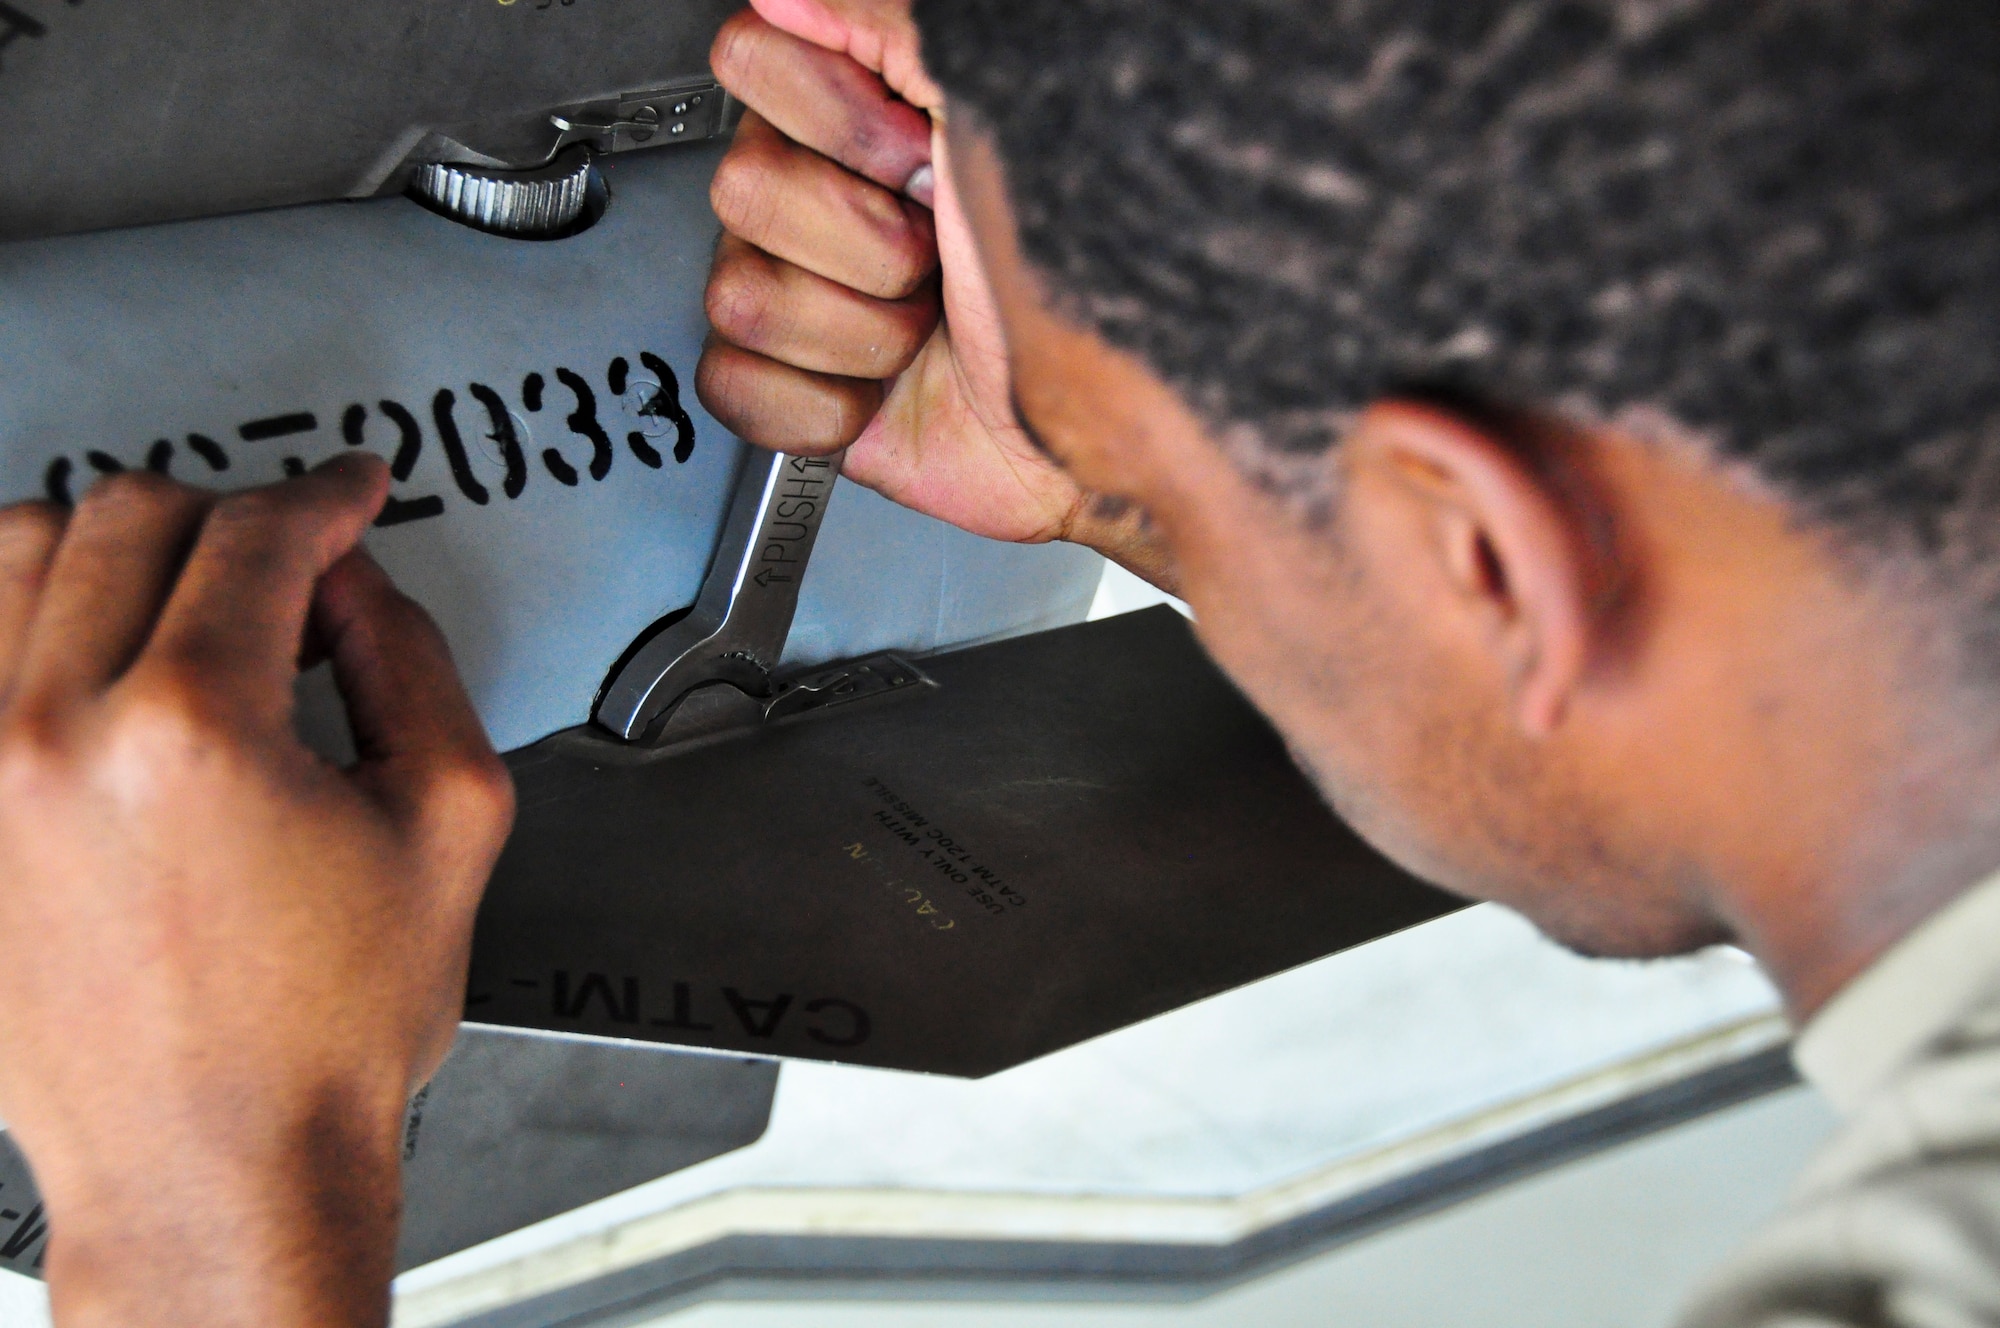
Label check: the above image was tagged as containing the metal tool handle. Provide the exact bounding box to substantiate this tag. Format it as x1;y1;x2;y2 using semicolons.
594;447;842;742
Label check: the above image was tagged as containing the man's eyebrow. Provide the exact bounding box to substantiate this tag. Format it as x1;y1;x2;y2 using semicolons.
1008;390;1065;466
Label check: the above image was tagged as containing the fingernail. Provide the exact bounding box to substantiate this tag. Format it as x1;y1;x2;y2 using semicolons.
904;163;935;207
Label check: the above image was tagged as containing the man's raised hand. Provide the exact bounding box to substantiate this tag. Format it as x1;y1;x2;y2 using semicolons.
701;0;1174;583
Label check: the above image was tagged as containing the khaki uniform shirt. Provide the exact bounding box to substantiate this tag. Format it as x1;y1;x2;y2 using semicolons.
1678;872;2000;1328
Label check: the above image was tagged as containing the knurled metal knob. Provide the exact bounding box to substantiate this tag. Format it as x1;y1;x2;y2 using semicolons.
409;144;594;237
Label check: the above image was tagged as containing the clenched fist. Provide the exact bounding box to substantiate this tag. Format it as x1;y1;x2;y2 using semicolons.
0;457;512;1328
700;0;1176;587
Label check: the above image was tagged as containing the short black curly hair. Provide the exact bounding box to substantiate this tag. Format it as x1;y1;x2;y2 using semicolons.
916;0;2000;600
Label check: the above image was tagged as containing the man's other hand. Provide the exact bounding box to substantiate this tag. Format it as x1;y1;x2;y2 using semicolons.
0;457;514;1328
702;0;1176;587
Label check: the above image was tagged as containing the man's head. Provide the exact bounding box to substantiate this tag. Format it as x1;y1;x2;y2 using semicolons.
913;0;2000;1007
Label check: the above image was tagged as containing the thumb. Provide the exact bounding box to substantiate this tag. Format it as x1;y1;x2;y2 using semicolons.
749;0;944;110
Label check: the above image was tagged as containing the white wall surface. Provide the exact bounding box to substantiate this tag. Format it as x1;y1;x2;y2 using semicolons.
644;1084;1837;1328
0;1083;1838;1328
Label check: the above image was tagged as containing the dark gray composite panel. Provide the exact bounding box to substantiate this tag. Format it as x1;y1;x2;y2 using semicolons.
470;608;1464;1078
0;1030;780;1283
0;0;742;240
397;1032;777;1272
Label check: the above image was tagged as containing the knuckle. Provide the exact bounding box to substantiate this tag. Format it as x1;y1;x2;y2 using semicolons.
845;323;919;381
0;704;73;800
848;196;933;299
831;116;892;179
830;381;887;443
75;467;188;518
878;291;941;369
704;255;778;346
695;343;754;426
425;751;515;845
113;666;232;756
0;501;63;560
879;243;937;302
0;500;63;539
708;10;765;92
880;264;931;303
203;485;347;560
28;667;252;810
695;346;870;452
709;148;779;242
209;485;291;529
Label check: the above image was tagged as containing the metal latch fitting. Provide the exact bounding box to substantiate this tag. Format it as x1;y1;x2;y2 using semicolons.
407;81;727;238
595;447;872;746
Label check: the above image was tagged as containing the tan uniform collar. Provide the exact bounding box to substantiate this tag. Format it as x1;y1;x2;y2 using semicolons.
1795;868;2000;1115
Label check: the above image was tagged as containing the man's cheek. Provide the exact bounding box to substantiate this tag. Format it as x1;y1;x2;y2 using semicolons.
1269;674;1512;903
1285;732;1435;877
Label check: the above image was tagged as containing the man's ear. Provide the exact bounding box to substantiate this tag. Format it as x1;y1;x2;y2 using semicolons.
1345;398;1596;737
